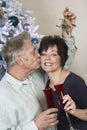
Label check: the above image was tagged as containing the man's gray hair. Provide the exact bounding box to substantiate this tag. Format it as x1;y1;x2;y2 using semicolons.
2;31;31;69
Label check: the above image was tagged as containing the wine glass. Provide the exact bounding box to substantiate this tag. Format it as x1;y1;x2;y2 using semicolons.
54;84;78;130
43;88;55;108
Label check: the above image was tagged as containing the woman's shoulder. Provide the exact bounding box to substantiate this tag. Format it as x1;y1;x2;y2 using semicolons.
66;71;86;85
69;72;84;80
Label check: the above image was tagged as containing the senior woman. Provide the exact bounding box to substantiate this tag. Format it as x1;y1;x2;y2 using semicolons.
39;35;87;130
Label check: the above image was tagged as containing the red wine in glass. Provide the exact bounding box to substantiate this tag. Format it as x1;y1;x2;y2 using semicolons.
54;83;66;108
43;88;55;108
43;84;65;108
54;83;78;130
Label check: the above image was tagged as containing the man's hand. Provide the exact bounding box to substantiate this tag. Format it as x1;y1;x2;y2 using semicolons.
34;108;58;130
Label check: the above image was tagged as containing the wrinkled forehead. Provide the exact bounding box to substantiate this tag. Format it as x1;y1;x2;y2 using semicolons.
24;39;34;47
24;39;36;53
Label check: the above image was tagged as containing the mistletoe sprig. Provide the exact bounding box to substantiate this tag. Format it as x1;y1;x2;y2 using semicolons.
56;8;76;34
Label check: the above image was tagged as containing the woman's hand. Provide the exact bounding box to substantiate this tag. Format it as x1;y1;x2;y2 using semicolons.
63;94;76;115
62;7;77;38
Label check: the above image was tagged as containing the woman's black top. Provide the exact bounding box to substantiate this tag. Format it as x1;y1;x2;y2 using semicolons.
45;72;87;130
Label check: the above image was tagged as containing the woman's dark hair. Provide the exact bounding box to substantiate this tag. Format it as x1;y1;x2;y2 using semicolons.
39;35;68;67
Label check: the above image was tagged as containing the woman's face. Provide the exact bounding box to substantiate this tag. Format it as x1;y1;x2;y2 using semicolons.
40;45;61;73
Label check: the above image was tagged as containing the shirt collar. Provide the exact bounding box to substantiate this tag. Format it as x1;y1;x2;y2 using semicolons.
5;72;32;90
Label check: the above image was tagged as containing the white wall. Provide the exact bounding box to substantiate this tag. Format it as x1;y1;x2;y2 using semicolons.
19;0;87;84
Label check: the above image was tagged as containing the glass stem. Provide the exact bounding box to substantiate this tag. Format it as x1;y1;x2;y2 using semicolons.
65;112;76;130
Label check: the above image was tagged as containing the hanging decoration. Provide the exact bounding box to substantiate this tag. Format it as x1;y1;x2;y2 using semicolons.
56;8;76;34
9;16;19;27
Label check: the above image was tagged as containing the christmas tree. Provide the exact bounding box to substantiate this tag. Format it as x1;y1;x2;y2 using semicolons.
0;0;43;80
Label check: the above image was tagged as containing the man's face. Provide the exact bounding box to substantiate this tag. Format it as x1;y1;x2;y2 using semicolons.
21;40;40;74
